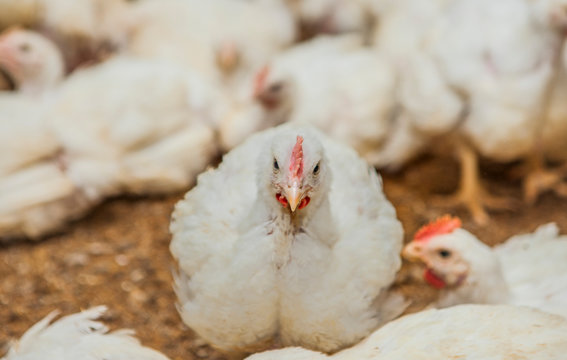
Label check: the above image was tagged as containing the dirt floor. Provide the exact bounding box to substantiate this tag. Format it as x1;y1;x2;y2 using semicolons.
1;153;566;360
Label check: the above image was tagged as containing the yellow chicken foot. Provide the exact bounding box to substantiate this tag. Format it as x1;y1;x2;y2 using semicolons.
523;155;567;204
433;141;517;225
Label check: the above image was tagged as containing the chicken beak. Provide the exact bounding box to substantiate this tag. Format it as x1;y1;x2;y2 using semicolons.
402;242;423;262
284;183;302;212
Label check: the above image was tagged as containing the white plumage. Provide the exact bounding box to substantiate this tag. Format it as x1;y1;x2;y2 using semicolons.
2;306;170;360
0;28;64;94
371;0;566;222
170;124;404;354
118;0;295;85
219;34;365;151
0;96;94;241
0;28;222;239
220;34;398;166
45;56;220;199
368;0;464;170
431;0;559;161
0;29;92;240
245;304;567;360
403;217;567;318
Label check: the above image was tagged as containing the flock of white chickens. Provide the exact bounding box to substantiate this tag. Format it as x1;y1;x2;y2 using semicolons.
2;0;567;359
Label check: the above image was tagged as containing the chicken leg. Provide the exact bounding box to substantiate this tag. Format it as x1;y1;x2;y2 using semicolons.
523;38;567;204
523;151;567;204
434;140;517;225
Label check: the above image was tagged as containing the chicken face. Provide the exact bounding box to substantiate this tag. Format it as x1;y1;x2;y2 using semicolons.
0;28;64;91
403;237;470;289
270;134;325;212
402;215;470;289
253;65;291;110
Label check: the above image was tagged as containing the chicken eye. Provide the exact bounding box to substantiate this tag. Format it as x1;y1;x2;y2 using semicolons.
268;83;282;93
313;162;320;175
438;249;452;258
273;159;279;170
19;43;30;53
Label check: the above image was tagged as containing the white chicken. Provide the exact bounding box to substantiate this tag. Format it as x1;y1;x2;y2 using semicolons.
403;215;567;318
0;28;221;239
170;124;404;355
0;29;95;241
220;34;398;167
438;0;567;223
368;0;464;170
45;56;221;199
245;304;567;360
371;0;567;224
1;306;170;360
0;97;95;241
0;27;64;95
117;0;295;86
219;34;364;150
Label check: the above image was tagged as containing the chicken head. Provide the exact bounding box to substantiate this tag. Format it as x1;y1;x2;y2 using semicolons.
253;65;292;110
403;215;473;289
0;28;64;93
268;132;326;212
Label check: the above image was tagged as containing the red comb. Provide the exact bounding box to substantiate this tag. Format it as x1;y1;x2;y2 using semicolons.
289;136;304;180
253;65;269;97
414;215;461;243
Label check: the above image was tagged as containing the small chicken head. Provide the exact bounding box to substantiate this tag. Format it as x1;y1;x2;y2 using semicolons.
403;216;471;289
270;132;325;212
253;65;291;110
0;28;64;92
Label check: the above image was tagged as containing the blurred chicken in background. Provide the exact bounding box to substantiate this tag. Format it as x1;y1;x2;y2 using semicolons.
371;0;567;224
2;0;567;240
0;29;222;241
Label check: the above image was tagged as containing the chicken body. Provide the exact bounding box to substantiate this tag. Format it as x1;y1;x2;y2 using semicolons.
403;219;567;318
119;0;295;86
170;124;404;354
371;0;565;222
0;30;94;240
2;306;170;360
369;0;464;169
46;57;220;199
0;29;222;240
375;0;560;160
0;96;94;241
432;0;559;161
245;304;567;360
221;34;398;166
